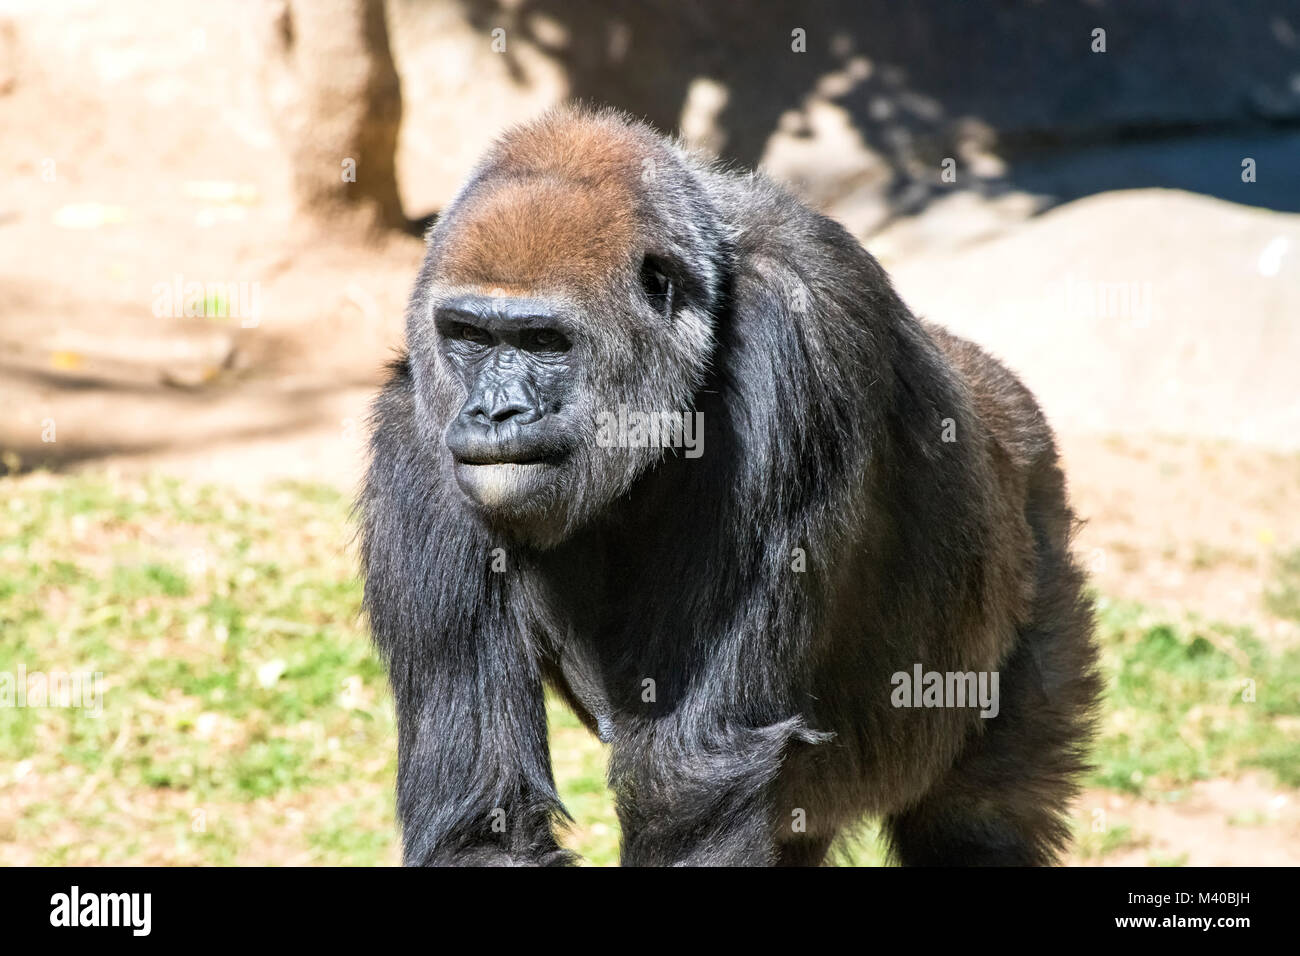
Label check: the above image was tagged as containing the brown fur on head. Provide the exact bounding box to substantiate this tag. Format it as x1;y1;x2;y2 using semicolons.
431;110;650;294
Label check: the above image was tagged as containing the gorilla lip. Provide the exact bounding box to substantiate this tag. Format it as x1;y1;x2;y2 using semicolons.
451;449;561;467
445;424;570;468
455;454;547;466
452;459;552;510
448;433;568;509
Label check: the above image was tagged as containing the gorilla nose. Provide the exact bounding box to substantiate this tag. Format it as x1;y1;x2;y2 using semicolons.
466;386;542;427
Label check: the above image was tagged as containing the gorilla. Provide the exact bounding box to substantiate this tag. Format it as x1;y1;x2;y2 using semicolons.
359;105;1100;866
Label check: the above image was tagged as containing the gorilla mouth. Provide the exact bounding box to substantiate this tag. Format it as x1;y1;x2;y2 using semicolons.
445;426;569;469
446;423;571;511
453;451;554;467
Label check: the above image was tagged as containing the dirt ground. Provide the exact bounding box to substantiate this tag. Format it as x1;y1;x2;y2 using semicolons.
1075;775;1300;867
1;0;1297;865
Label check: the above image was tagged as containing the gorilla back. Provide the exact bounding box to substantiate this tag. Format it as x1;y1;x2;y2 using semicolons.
359;105;1100;866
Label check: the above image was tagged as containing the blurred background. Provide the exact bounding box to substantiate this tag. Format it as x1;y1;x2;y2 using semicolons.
0;0;1297;865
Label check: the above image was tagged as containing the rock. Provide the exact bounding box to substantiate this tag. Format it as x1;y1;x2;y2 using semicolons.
882;189;1300;449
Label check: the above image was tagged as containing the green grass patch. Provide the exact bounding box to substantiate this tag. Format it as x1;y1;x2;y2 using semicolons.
1265;547;1300;624
1091;596;1300;793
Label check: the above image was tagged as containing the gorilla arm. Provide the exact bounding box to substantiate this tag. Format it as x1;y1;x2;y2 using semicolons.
360;365;572;866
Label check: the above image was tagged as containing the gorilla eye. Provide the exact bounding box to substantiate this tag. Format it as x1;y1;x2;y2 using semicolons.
640;256;675;318
455;323;492;346
523;328;568;352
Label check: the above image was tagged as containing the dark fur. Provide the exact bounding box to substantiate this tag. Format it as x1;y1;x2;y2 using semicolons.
359;106;1100;866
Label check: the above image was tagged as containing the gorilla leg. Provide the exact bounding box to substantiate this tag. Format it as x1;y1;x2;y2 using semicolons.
886;537;1099;866
884;662;1082;866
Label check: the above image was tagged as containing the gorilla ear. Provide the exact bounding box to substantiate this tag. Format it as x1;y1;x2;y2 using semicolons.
639;255;675;319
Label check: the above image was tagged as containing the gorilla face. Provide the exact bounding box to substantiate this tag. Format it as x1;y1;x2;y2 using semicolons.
427;252;706;546
437;293;581;516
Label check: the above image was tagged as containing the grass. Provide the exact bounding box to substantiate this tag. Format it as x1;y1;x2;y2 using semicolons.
1264;547;1300;624
0;471;1296;865
1092;597;1300;793
1072;821;1143;861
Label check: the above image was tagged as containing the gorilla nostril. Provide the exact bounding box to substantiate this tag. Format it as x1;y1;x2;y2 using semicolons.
489;402;532;424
